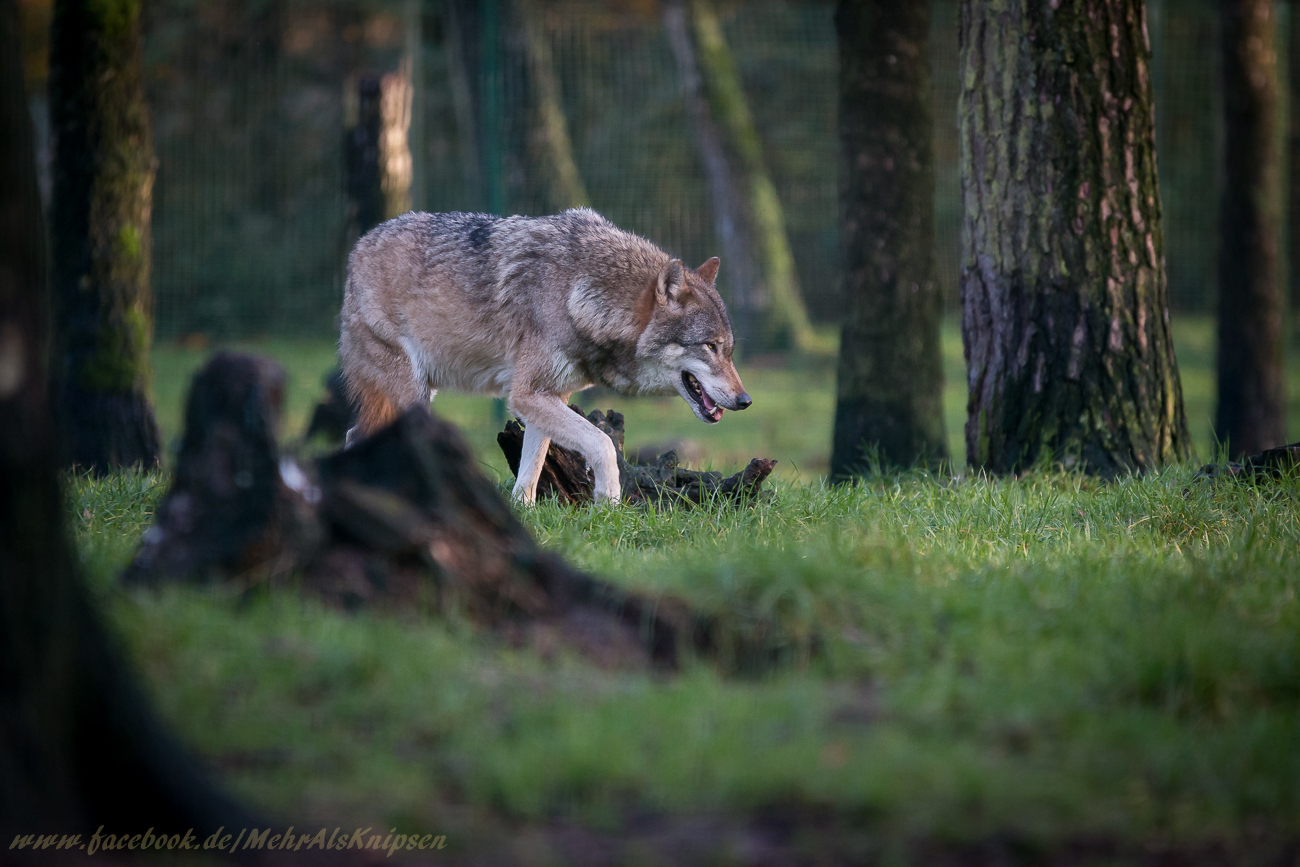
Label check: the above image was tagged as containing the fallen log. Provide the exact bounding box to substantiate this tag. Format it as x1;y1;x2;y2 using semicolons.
497;405;777;506
1196;441;1300;483
125;353;727;670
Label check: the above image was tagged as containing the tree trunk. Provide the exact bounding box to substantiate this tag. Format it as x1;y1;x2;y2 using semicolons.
689;0;817;353
958;0;1190;476
345;77;385;240
663;0;759;348
831;0;947;477
2;0;254;841
1290;0;1300;332
520;0;590;211
1151;0;1220;313
48;0;161;473
1217;0;1285;456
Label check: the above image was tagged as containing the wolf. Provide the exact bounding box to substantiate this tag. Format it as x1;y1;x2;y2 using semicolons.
339;208;752;505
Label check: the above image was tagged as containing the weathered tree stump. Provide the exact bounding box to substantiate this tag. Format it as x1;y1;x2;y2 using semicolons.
1196;441;1300;483
127;354;730;669
126;352;319;584
304;367;356;443
497;405;777;506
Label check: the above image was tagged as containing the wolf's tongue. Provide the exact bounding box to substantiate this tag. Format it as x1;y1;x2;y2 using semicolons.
699;388;717;412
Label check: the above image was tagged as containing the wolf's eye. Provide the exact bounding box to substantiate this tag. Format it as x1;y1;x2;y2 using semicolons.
703;342;717;353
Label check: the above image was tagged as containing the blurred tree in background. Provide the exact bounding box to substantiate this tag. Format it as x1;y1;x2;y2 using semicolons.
48;0;160;472
831;0;947;477
1218;0;1286;456
10;0;1294;453
958;0;1190;475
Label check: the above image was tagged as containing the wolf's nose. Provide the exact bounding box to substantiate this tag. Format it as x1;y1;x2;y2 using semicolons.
735;392;752;410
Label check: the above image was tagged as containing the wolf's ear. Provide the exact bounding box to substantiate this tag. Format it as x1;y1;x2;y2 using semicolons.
656;259;688;306
696;257;720;284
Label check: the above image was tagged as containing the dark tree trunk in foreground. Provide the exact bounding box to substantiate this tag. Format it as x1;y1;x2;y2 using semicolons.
48;0;160;472
1218;0;1285;456
831;0;947;477
1287;0;1300;332
958;0;1190;475
1;0;253;845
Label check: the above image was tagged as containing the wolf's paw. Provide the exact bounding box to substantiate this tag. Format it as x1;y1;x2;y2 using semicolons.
592;476;622;505
512;479;538;506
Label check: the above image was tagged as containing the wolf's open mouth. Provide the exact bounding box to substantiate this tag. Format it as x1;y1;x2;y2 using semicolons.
682;372;724;423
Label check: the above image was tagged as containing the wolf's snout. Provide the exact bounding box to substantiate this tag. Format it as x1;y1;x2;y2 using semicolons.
735;392;752;410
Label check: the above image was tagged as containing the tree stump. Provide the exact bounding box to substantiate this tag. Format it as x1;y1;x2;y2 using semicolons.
126;352;319;584
304;367;356;443
127;354;729;670
497;405;777;506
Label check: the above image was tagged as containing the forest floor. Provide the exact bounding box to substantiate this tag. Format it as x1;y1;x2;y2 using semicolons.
66;317;1300;865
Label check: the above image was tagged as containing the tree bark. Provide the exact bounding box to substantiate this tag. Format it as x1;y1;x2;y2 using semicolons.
958;0;1190;476
689;0;817;353
831;0;948;477
2;0;254;842
48;0;161;473
1217;0;1285;456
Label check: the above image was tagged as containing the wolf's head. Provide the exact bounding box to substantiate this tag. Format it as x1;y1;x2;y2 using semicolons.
637;258;752;424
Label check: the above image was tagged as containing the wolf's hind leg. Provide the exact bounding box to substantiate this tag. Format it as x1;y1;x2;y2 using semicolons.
509;390;621;504
345;388;398;448
341;337;429;447
512;422;551;505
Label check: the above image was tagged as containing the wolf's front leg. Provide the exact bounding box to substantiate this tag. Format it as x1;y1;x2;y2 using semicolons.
512;421;551;505
508;390;621;504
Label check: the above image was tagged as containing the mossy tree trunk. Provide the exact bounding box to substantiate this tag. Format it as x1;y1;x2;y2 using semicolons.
831;0;947;477
958;0;1190;476
48;0;160;473
1218;0;1285;456
2;0;252;836
689;0;817;353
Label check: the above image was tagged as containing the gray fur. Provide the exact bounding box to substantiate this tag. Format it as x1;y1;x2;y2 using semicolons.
339;207;750;504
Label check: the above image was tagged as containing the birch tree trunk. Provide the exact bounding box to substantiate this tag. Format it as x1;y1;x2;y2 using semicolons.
689;0;817;353
48;0;161;473
520;0;590;210
831;0;947;476
664;0;759;347
959;0;1190;475
1217;0;1285;456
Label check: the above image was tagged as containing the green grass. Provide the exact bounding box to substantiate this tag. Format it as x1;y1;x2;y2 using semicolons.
74;468;1300;858
149;316;1300;483
66;318;1300;860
